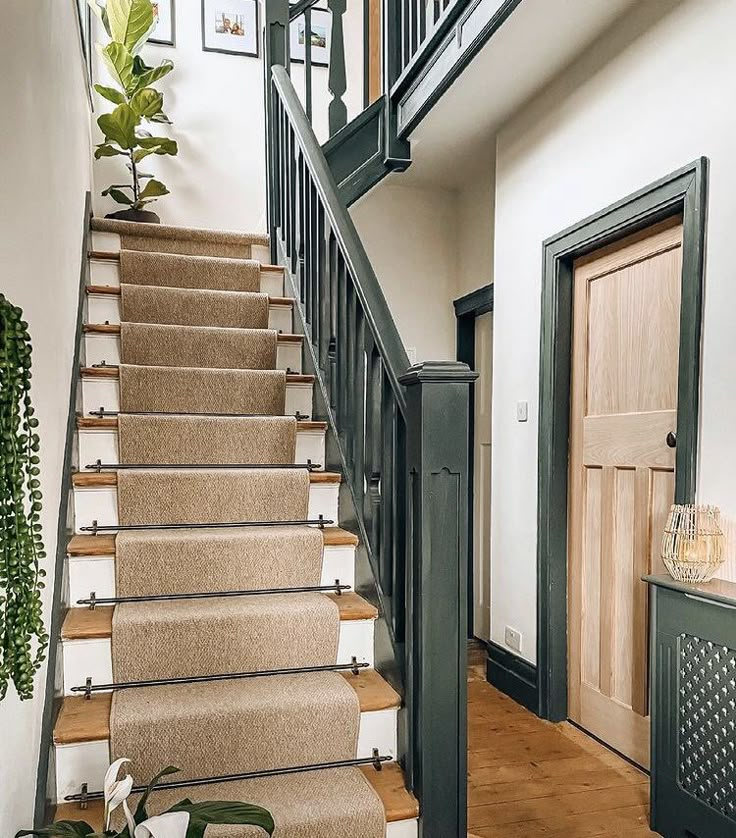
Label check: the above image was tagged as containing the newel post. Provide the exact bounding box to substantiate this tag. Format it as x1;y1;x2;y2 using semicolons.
263;0;290;263
399;361;477;838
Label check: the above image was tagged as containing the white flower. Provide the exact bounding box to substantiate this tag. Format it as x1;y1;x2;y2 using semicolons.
134;811;191;838
104;758;134;830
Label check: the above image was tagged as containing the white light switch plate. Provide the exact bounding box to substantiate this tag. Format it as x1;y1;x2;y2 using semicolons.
504;626;522;653
516;401;528;422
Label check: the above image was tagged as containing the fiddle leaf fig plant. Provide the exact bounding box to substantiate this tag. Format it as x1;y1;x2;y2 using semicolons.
0;295;48;701
90;0;178;216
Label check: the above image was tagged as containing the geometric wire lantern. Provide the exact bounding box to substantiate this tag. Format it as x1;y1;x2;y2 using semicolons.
661;504;725;584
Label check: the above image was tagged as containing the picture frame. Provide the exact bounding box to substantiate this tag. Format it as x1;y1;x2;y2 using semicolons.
150;0;176;46
290;9;331;67
201;0;259;57
74;0;93;87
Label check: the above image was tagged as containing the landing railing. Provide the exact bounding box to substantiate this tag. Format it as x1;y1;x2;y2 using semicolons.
266;60;475;838
396;0;462;74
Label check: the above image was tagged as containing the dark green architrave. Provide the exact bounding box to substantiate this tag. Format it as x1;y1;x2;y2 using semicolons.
537;159;708;722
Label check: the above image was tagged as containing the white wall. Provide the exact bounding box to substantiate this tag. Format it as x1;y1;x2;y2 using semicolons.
351;181;460;361
491;0;736;663
93;1;366;231
0;1;92;832
456;147;496;299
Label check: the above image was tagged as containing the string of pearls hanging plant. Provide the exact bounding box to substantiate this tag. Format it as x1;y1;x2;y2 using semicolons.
0;294;48;700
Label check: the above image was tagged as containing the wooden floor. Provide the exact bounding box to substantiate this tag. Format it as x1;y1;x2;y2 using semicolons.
467;663;660;837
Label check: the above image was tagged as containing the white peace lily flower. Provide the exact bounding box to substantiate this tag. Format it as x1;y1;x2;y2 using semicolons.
103;757;133;829
134;811;191;838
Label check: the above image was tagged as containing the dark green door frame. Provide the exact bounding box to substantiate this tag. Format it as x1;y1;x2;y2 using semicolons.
537;158;708;722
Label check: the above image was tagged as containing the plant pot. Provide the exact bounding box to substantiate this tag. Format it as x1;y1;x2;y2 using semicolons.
105;208;161;224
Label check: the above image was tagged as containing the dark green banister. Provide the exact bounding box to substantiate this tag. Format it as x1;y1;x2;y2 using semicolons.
288;0;320;21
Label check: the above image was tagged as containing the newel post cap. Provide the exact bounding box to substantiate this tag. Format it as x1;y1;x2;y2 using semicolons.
398;360;478;386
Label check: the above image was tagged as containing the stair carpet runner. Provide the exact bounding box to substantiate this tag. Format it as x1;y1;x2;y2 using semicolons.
85;220;388;837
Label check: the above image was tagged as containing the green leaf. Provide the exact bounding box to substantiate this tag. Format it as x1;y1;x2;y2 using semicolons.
132;148;156;163
15;821;94;838
107;0;156;55
149;112;172;125
94;84;126;105
94;143;128;159
99;42;134;92
134;766;180;823
168;801;275;837
98;104;137;149
130;88;164;119
137;136;178;155
138;179;169;201
131;59;174;91
101;184;134;194
105;188;135;206
87;0;111;37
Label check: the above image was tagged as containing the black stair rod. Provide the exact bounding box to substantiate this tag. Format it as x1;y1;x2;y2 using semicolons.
78;581;350;608
80;517;332;533
73;658;368;696
84;460;321;472
66;751;391;803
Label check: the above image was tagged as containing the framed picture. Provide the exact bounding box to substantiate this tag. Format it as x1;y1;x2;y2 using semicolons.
150;0;175;46
201;0;259;57
74;0;93;86
290;9;331;67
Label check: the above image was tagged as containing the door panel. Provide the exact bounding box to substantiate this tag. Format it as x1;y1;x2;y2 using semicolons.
568;217;683;768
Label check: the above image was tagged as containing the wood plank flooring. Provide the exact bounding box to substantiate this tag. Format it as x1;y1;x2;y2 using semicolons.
467;665;660;837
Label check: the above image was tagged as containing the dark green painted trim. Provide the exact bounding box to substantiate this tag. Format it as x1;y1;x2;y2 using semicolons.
34;192;92;827
323;97;385;185
454;283;494;318
537;159;709;723
645;573;736;609
486;641;538;713
395;0;523;138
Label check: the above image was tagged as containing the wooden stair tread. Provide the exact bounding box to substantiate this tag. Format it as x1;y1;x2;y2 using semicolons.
76;416;327;432
84;323;303;343
54;670;398;746
86;285;294;307
89;251;285;274
72;470;340;487
81;365;315;384
67;527;358;557
62;592;374;640
54;763;416;825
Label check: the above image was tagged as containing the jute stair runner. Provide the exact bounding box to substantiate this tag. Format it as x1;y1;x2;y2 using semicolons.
90;223;387;837
120;322;278;370
120;249;262;291
121;285;270;329
117;415;298;465
119;364;288;415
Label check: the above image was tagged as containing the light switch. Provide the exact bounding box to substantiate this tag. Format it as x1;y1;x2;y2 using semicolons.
516;401;528;422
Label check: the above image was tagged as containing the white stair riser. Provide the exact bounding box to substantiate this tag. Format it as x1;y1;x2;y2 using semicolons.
84;334;302;375
89;257;284;297
55;704;397;802
78;429;326;470
388;820;418;837
72;484;340;534
87;294;293;334
67;545;356;603
80;377;315;419
62;619;374;696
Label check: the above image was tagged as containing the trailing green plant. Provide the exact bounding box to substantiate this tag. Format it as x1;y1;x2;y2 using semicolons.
16;760;276;838
0;295;48;701
90;0;178;213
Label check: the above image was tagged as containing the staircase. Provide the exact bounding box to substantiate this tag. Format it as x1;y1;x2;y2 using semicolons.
51;217;420;836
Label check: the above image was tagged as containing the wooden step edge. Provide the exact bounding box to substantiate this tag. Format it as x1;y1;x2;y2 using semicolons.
67;527;358;557
86;286;295;309
76;415;328;432
54;763;417;826
84;323;304;343
61;592;374;641
53;670;398;746
89;251;285;275
81;366;315;384
71;470;341;488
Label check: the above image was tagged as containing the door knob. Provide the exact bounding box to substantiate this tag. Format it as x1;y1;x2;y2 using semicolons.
666;431;677;449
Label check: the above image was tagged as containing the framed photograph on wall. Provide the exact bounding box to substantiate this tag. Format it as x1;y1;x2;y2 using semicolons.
201;0;259;57
150;0;176;46
290;9;331;67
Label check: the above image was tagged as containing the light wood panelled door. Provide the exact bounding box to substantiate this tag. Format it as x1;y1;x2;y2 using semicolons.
568;217;683;768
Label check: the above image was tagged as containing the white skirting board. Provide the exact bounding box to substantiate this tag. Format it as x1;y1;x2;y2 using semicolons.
80;376;315;419
72;482;340;534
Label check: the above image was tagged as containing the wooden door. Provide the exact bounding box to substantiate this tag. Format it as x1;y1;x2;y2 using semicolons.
568;217;683;768
473;312;493;641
